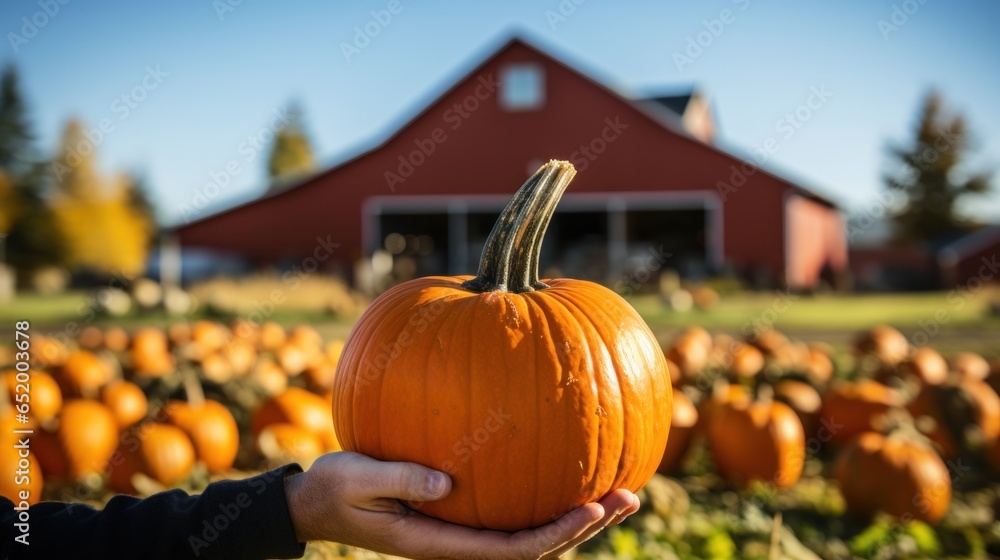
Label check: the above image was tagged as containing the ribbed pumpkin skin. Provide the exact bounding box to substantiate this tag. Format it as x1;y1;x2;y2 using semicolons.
333;275;672;531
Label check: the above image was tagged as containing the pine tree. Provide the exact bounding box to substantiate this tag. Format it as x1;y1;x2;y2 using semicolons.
267;102;315;187
885;92;992;243
0;64;35;174
0;65;67;275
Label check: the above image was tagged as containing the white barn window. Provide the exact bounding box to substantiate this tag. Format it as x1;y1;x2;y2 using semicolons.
500;64;544;111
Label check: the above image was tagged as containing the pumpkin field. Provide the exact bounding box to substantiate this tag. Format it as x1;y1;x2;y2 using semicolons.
3;295;1000;558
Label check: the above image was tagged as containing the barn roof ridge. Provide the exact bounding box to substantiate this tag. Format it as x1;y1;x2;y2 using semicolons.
171;30;838;231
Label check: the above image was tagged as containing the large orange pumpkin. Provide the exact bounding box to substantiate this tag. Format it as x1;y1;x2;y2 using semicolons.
108;423;196;494
835;431;951;523
820;380;901;445
907;377;1000;458
706;390;805;488
332;161;673;531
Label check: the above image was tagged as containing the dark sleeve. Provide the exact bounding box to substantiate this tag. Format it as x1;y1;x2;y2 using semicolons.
1;464;306;560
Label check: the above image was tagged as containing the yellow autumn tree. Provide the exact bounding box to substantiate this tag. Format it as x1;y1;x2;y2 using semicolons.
50;120;152;276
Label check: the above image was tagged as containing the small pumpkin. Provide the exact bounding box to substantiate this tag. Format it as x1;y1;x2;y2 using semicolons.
222;338;257;377
333;161;672;531
774;379;823;437
58;399;119;478
188;320;228;359
835;431;951;523
802;345;834;385
30;428;71;481
131;327;174;377
255;387;339;452
102;327;130;353
56;350;113;398
167;322;192;348
251;359;288;396
706;387;804;488
666;329;711;379
257;422;325;464
0;432;43;505
199;353;234;384
729;342;764;379
891;347;948;386
657;389;698;474
820;380;901;445
907;377;1000;458
163;378;240;473
77;326;104;349
102;380;149;429
949;352;990;381
853;325;909;365
257;321;287;351
4;369;62;424
108;423;196;494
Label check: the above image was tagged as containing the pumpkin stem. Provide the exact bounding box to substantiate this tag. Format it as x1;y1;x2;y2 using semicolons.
182;370;205;409
463;160;576;293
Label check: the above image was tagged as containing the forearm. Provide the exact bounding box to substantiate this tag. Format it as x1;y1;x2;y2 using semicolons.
1;465;305;560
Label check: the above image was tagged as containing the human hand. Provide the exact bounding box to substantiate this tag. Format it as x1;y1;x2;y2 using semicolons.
284;451;640;560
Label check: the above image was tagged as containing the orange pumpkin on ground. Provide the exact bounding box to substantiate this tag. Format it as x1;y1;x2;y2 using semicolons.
254;387;339;452
657;390;698;474
76;326;104;349
853;325;910;365
907;377;1000;458
0;431;43;505
56;350;113;398
257;423;325;463
891;347;948;386
58;399;119;478
820;380;901;445
835;431;951;523
4;369;62;424
729;342;764;379
950;352;990;381
257;321;287;351
30;428;71;481
102;380;149;429
332;161;673;531
802;346;834;384
164;380;240;473
774;379;823;437
707;388;805;488
251;359;288;396
102;327;130;353
108;423;196;494
131;327;174;377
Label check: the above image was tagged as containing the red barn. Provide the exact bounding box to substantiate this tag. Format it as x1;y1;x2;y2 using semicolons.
175;35;846;290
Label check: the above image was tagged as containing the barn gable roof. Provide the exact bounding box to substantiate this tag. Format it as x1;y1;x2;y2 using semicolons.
173;32;837;231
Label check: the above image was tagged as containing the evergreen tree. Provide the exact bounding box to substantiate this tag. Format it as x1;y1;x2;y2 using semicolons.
0;65;67;275
267;102;315;186
885;92;992;242
0;64;35;174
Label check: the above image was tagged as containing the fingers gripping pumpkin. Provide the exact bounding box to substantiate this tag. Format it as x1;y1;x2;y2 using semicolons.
333;161;673;531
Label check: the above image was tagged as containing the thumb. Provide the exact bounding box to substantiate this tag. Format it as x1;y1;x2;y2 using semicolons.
358;459;452;503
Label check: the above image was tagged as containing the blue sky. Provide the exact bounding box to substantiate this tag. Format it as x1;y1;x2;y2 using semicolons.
3;0;999;227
